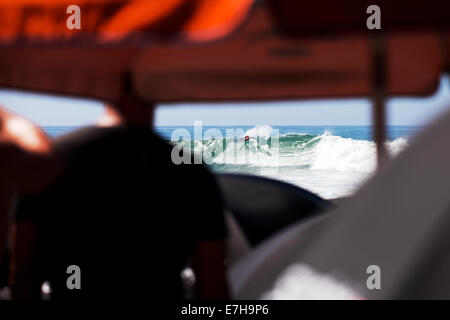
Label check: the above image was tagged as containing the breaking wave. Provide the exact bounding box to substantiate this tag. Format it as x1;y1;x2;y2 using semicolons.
174;126;409;173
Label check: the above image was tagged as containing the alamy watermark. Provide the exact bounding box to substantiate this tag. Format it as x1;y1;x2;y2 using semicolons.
366;5;381;30
65;5;381;31
66;264;81;290
366;264;381;290
66;5;81;30
169;121;280;169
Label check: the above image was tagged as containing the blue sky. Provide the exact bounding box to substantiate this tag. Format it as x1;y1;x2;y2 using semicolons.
0;75;449;127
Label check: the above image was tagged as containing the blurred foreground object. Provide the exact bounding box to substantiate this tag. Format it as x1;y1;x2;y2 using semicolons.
0;0;448;103
229;106;450;299
0;106;56;195
1;0;449;167
0;106;60;291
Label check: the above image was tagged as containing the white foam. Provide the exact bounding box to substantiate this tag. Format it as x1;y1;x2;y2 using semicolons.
244;125;273;139
179;126;411;198
309;135;408;172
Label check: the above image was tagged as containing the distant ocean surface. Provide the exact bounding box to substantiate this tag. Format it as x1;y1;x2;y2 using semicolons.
43;125;421;199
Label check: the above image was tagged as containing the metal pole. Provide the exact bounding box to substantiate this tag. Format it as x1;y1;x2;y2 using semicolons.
371;33;388;168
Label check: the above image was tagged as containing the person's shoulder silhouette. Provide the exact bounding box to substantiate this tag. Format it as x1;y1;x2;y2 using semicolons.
15;124;227;300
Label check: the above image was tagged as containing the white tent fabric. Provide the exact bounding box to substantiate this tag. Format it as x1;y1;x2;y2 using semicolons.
229;106;450;299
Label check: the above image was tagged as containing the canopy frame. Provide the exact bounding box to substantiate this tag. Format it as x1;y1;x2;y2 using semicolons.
371;33;388;167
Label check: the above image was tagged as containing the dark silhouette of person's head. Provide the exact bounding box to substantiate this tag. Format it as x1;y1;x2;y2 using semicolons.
116;72;155;127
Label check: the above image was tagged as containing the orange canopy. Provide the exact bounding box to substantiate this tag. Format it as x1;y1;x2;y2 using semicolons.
0;0;449;103
132;6;446;102
0;0;253;43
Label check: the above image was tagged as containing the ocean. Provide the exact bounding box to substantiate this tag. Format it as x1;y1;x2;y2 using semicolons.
43;125;420;199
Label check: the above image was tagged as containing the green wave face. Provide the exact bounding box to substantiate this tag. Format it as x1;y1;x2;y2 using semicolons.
173;133;321;167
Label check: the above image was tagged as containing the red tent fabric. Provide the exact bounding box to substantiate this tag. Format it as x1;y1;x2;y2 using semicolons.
133;8;445;102
0;0;253;43
268;0;450;36
0;0;448;103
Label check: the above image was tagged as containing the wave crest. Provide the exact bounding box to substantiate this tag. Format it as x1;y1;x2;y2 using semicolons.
175;126;409;173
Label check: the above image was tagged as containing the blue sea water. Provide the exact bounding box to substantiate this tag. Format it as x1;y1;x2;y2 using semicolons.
158;125;421;142
43;125;419;199
44;125;420;141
